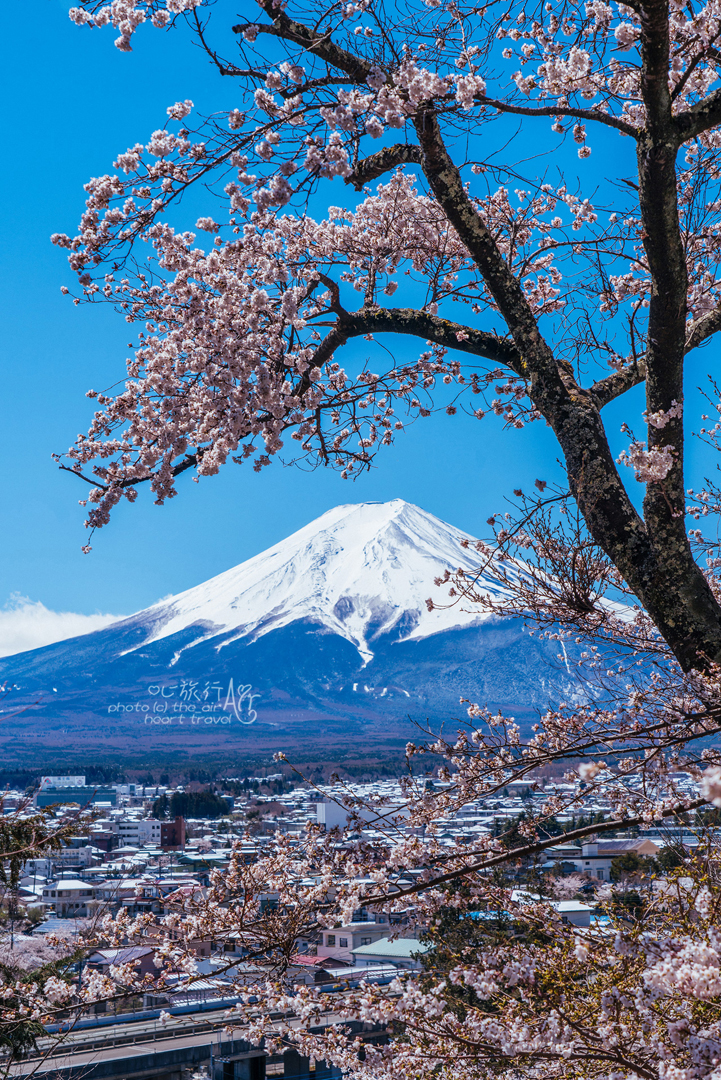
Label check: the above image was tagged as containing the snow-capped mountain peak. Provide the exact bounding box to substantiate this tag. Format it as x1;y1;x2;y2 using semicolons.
125;499;502;663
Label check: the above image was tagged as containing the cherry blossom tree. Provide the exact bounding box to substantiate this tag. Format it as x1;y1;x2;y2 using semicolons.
55;0;721;674
36;0;721;1075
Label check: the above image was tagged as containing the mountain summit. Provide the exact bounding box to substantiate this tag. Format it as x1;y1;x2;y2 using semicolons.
0;501;572;765
130;499;502;665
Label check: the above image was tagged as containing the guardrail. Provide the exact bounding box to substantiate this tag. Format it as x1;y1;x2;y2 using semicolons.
42;1019;218;1055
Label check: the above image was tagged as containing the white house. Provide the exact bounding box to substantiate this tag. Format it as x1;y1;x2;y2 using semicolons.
545;838;659;880
41;879;96;917
317;801;410;831
553;900;592;927
511;890;592;926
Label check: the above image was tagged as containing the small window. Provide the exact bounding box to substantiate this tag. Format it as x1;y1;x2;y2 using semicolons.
339;938;348;947
326;935;335;947
597;869;604;880
360;937;372;946
266;1061;284;1076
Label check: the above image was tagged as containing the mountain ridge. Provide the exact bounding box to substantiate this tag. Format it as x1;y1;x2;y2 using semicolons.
0;500;578;764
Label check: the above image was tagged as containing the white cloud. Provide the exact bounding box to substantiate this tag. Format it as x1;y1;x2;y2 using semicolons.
0;595;124;658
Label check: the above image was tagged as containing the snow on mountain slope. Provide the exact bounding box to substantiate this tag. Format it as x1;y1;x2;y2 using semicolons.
123;500;505;663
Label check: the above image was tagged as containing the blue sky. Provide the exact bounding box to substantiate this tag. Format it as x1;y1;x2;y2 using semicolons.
0;2;711;648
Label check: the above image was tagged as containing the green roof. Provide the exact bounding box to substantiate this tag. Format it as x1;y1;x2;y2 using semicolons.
351;938;429;958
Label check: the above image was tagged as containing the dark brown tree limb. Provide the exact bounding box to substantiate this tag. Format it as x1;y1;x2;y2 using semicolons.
685;308;721;352
630;0;721;669
339;307;523;372
346;144;423;190
674;85;721;140
590;362;647;408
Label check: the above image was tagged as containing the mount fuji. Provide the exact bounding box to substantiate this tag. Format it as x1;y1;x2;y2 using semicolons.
0;501;580;765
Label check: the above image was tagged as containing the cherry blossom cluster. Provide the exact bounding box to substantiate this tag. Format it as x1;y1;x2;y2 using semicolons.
55;155;602;530
69;0;203;51
618;439;676;483
496;0;721;138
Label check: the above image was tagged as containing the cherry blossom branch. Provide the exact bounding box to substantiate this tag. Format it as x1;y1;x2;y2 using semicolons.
476;95;638;137
360;798;709;905
233;4;372;83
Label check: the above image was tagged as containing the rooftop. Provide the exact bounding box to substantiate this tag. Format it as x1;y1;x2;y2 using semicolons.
351;938;429;958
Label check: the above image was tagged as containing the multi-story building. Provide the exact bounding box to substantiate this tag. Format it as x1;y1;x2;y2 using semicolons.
35;785;117;808
316;922;391;964
116;818;163;846
160;816;186;849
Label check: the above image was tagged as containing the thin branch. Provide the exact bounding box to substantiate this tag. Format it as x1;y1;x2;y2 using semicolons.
477;95;638;138
233;5;372;83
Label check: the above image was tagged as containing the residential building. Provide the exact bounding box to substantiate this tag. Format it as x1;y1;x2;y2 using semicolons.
41;879;96;917
545;838;660;880
87;946;159;978
317;922;392;964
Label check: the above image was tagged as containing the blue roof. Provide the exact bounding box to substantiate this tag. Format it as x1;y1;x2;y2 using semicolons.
467;910;511;920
